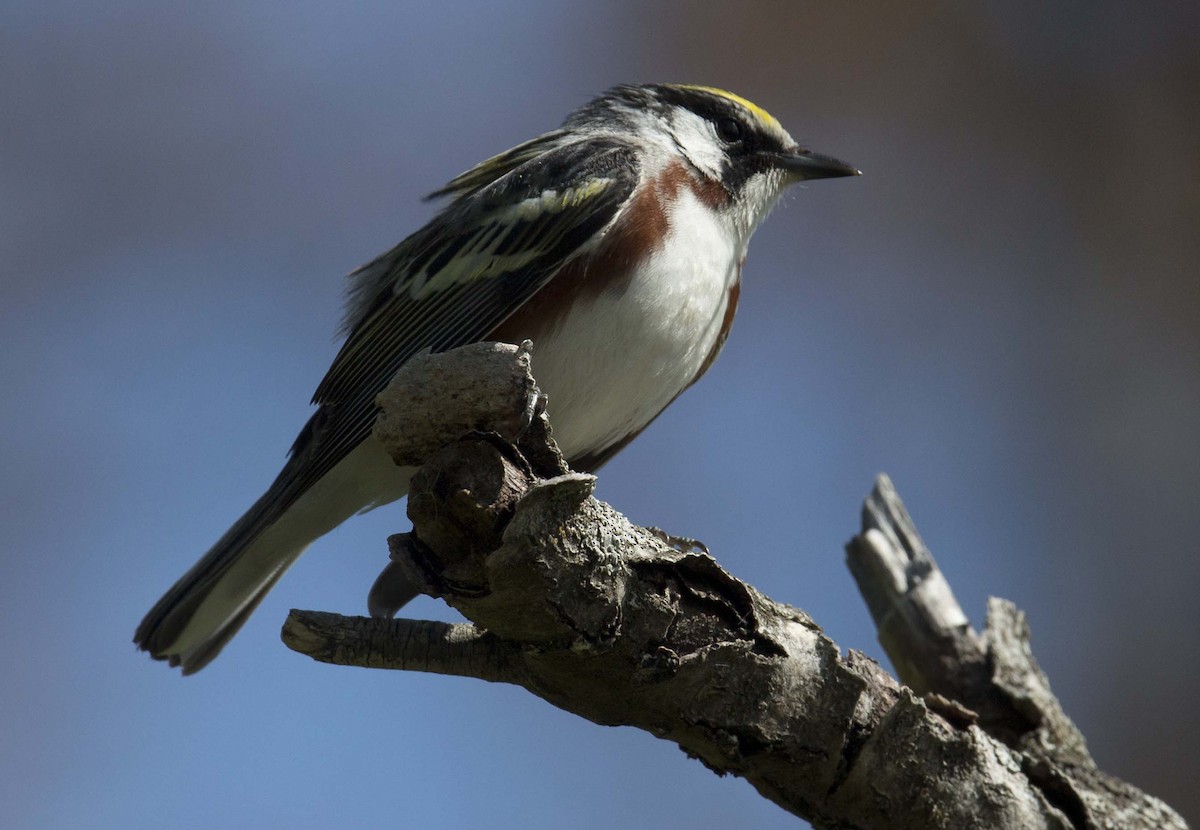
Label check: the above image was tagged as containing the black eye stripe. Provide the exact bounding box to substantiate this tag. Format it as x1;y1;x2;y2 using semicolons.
716;117;744;142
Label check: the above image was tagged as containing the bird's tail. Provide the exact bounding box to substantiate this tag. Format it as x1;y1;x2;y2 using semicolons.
134;440;410;674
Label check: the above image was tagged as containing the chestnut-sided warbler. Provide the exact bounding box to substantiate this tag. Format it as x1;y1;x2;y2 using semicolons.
136;83;858;673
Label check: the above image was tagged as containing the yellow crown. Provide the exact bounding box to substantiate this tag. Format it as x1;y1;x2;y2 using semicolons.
669;85;782;132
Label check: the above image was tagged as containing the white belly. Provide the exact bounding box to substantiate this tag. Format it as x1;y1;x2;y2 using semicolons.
528;189;744;461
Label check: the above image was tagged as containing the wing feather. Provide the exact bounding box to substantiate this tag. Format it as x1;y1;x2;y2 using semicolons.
272;136;639;511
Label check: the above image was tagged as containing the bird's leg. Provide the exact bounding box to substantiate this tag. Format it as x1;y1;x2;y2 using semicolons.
516;391;548;438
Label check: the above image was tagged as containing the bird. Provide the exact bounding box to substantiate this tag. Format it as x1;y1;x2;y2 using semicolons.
135;83;859;674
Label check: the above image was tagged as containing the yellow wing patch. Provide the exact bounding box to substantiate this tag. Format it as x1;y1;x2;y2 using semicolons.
670;85;782;132
411;177;615;300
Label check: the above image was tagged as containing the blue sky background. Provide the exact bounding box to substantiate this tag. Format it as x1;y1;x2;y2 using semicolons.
2;2;1198;827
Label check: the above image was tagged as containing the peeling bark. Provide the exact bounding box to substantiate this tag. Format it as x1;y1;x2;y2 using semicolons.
281;342;1187;830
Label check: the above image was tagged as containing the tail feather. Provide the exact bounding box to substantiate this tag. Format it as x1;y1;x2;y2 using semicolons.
134;479;315;674
134;439;411;674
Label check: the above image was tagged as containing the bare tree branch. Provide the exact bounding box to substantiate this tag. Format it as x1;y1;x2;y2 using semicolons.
282;342;1187;830
847;477;1185;829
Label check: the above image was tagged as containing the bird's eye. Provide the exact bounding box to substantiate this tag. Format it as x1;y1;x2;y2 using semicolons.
716;117;744;142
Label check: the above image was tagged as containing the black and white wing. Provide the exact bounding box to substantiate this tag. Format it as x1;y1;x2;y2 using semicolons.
289;134;640;502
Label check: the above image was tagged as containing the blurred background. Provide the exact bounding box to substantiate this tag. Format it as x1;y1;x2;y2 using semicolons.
2;1;1197;827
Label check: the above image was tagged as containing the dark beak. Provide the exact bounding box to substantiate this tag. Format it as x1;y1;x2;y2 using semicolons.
776;147;861;180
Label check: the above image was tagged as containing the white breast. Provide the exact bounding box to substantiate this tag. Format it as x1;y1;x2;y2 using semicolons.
528;186;746;462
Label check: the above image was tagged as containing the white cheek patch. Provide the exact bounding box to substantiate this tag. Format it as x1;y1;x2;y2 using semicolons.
668;110;726;180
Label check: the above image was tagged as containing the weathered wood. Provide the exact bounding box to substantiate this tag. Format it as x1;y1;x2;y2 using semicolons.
282;342;1187;830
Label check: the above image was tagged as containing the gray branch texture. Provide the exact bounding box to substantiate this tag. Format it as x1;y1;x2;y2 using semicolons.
281;342;1186;830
